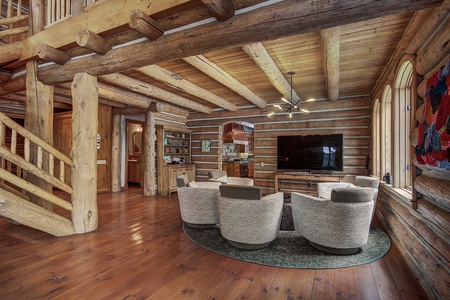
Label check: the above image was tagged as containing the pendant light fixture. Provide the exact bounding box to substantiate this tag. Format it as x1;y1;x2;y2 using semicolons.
267;71;309;118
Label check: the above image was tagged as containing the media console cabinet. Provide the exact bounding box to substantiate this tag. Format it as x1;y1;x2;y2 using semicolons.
274;172;344;194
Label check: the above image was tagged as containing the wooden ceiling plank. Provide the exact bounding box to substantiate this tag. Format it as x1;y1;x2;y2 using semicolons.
38;44;71;65
99;73;213;114
320;27;340;102
76;28;112;55
201;0;235;21
137;65;237;111
183;55;267;108
36;0;443;85
242;42;300;102
129;9;164;41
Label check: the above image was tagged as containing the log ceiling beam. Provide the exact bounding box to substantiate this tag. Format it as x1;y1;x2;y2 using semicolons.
0;42;22;66
201;0;235;21
10;0;190;65
38;44;71;65
129;9;164;41
36;0;443;85
0;69;13;82
0;75;26;96
137;65;237;111
320;27;340;102
76;29;112;55
183;55;267;108
99;73;213;114
242;42;300;102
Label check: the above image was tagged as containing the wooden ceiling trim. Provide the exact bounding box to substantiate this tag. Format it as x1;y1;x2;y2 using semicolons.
242;42;300;102
75;28;112;55
37;44;71;65
99;73;213;114
183;55;267;108
36;0;443;85
137;65;238;111
129;9;164;41
320;27;340;102
200;0;235;21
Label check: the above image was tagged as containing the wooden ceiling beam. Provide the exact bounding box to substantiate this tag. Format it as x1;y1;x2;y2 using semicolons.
57;83;146;108
320;27;340;102
76;29;112;55
201;0;235;21
99;73;213;114
0;75;26;96
183;55;267;108
137;65;237;111
38;44;71;65
129;9;164;41
0;69;13;82
9;0;190;65
0;42;22;66
242;42;300;102
36;0;443;85
149;102;190;118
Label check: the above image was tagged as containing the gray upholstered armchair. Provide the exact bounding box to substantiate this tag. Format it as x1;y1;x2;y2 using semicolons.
218;185;284;249
291;187;375;254
316;175;380;221
176;175;222;228
208;170;253;186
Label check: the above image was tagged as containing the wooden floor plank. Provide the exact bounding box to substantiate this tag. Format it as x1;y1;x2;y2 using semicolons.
0;188;429;300
311;269;335;300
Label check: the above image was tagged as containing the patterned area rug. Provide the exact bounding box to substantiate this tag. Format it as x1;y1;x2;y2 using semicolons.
183;223;391;269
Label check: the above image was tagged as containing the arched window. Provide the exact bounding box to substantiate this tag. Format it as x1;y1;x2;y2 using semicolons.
393;60;414;190
381;84;392;179
372;99;381;178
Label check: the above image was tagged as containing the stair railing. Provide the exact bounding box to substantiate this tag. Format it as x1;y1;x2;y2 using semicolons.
0;0;29;42
0;111;73;212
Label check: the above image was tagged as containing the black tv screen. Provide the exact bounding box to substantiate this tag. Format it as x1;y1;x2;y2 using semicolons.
277;134;343;172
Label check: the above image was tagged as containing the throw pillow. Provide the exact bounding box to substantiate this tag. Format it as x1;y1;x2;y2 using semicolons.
188;181;200;188
331;187;374;203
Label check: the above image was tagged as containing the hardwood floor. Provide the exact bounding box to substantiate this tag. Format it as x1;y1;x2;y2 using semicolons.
0;188;428;299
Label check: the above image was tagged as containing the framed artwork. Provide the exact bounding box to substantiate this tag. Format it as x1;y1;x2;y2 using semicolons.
202;139;211;152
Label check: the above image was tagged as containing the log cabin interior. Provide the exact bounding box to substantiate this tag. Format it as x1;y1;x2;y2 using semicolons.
0;0;449;298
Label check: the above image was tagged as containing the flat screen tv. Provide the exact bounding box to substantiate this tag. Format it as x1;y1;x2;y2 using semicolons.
277;134;343;172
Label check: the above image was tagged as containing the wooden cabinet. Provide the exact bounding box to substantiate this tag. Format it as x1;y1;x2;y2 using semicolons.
128;156;142;185
157;126;195;195
274;173;344;195
160;164;196;195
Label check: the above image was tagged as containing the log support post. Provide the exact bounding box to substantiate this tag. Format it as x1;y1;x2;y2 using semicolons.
25;60;54;211
111;114;122;192
71;73;99;233
143;111;156;196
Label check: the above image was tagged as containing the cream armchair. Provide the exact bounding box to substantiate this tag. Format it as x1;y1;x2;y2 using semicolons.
208;170;253;186
176;175;221;228
316;175;380;221
218;185;284;249
291;188;375;254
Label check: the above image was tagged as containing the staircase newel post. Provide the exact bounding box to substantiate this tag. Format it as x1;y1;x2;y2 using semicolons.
71;73;98;233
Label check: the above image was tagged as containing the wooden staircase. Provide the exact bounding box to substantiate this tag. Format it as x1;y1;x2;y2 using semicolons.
0;111;75;236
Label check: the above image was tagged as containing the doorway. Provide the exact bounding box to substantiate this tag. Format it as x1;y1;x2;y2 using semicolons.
222;121;254;178
126;120;144;188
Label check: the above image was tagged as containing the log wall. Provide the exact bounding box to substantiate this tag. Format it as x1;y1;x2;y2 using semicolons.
373;7;450;298
187;96;372;194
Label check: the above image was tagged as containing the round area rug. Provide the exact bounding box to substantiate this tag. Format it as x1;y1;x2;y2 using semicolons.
183;224;391;269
